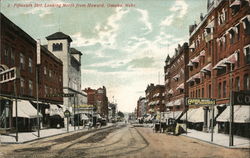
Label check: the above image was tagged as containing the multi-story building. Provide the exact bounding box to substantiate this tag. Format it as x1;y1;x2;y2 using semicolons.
185;0;250;136
84;86;109;119
136;97;146;118
45;32;87;113
145;84;165;114
0;13;63;131
108;102;117;122
164;43;189;115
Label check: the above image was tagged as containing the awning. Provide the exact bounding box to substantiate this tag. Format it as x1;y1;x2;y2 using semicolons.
167;111;183;119
200;50;205;56
230;0;241;7
12;100;42;118
173;99;181;106
180;107;204;123
186;76;194;83
176;83;184;90
201;63;212;73
193;72;201;79
189;42;195;49
213;58;227;69
48;104;64;118
217;105;250;123
168;89;173;95
187;61;194;67
80;113;89;120
166;101;174;107
191;56;200;63
224;52;238;64
241;15;250;29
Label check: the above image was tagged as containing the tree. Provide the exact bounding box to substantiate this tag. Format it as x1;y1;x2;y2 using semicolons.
117;111;124;118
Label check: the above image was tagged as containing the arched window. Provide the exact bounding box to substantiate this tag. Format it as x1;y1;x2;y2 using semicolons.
52;43;63;51
244;74;250;90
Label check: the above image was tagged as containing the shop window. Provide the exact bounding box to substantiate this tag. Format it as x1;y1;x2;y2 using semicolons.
223;81;226;98
29;80;33;96
52;43;63;51
218;83;222;98
244;74;250;90
198;89;200;98
235;77;240;91
244;46;250;64
20;53;25;70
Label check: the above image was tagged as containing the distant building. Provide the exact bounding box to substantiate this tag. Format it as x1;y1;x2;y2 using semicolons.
164;43;189;114
145;84;165;114
136;97;146;118
84;86;109;119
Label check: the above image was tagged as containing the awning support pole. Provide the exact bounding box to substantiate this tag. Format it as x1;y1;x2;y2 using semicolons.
229;63;234;146
36;65;40;138
14;79;18;142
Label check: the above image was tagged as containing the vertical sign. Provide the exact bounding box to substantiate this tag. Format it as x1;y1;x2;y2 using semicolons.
37;39;41;65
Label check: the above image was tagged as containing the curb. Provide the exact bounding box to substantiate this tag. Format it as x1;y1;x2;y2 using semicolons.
181;134;250;149
0;124;115;144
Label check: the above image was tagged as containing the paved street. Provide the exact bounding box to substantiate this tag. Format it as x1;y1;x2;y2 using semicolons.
0;123;249;158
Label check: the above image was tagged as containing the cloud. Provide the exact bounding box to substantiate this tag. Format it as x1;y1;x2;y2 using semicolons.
128;57;155;68
170;0;188;18
160;14;174;26
136;9;153;35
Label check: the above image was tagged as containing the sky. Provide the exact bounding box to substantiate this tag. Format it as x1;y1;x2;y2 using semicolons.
1;0;207;113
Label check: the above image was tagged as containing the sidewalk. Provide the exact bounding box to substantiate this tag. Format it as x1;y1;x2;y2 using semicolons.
181;129;250;149
0;123;114;144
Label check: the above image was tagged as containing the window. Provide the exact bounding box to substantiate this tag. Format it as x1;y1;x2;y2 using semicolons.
28;58;32;73
230;2;240;16
208;84;211;98
20;53;25;70
244;45;250;64
4;48;8;63
49;69;52;78
244;74;250;90
45;86;48;95
235;77;240;91
44;66;47;75
10;48;15;65
29;80;33;96
223;81;226;98
229;30;235;44
20;77;25;95
236;25;240;41
202;88;204;98
218;83;221;98
52;43;63;51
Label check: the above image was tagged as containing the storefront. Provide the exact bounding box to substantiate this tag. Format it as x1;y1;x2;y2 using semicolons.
12;100;42;132
217;105;250;138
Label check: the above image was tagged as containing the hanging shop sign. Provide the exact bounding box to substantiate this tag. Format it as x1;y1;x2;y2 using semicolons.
0;67;20;83
46;93;76;97
186;98;216;106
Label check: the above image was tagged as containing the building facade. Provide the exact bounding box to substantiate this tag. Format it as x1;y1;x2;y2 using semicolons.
165;43;189;113
46;32;87;113
84;86;109;119
185;0;250;136
136;97;146;118
0;13;64;131
145;84;165;114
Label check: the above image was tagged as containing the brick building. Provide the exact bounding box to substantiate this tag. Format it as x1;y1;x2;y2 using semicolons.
84;86;109;119
184;0;250;136
164;43;189;114
136;97;146;118
0;13;64;131
145;84;165;114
